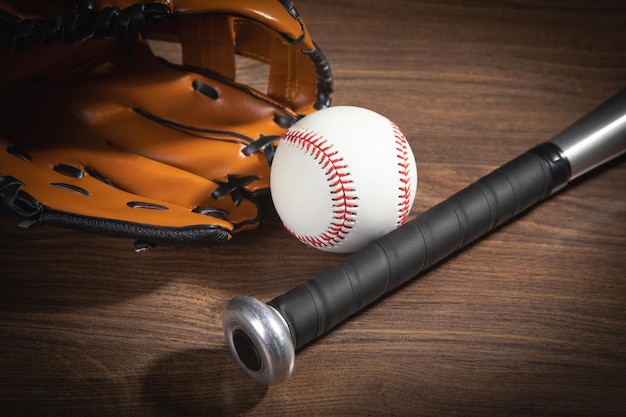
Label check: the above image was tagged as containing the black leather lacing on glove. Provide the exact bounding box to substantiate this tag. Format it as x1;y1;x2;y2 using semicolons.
0;3;171;52
305;42;334;110
211;175;260;207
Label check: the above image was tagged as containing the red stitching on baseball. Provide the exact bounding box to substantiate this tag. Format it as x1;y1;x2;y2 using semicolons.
281;128;357;249
391;121;414;227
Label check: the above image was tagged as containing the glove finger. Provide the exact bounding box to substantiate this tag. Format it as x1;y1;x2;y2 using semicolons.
1;138;242;238
40;145;263;229
94;108;275;194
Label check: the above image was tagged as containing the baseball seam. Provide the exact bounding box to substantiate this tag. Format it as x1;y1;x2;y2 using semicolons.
391;121;413;227
281;128;357;249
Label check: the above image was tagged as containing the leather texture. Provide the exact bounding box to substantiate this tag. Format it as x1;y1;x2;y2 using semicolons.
0;0;333;247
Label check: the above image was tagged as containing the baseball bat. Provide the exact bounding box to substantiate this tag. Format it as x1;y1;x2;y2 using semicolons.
223;88;626;385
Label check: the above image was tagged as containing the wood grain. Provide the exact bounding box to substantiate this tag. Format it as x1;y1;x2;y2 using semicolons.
1;1;625;416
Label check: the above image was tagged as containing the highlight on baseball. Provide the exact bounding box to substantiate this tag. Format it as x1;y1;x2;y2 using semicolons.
270;106;418;253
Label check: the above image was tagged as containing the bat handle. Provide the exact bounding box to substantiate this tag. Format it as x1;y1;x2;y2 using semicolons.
223;89;626;385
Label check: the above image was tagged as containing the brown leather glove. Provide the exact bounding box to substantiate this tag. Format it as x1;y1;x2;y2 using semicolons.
0;0;333;248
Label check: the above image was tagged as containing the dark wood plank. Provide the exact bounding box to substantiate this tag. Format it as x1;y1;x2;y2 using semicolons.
1;1;625;416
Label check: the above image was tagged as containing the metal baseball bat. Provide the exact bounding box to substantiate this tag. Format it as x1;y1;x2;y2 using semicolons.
223;88;626;385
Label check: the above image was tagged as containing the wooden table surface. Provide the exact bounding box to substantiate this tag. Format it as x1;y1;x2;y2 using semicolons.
1;1;625;416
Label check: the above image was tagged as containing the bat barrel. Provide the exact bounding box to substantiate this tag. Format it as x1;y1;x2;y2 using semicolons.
223;89;626;385
550;89;626;180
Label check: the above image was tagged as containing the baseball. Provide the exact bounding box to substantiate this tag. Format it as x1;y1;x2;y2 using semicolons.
270;106;418;253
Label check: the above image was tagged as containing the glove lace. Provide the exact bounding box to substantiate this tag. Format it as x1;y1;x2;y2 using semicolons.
0;3;171;52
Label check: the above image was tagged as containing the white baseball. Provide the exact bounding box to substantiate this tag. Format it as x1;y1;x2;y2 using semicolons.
270;106;418;253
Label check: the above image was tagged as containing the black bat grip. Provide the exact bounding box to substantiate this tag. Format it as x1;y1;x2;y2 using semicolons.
270;142;571;349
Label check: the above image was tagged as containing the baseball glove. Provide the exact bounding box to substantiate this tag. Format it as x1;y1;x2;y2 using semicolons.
0;0;333;249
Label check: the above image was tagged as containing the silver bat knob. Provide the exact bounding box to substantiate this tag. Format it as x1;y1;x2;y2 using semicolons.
222;296;295;385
